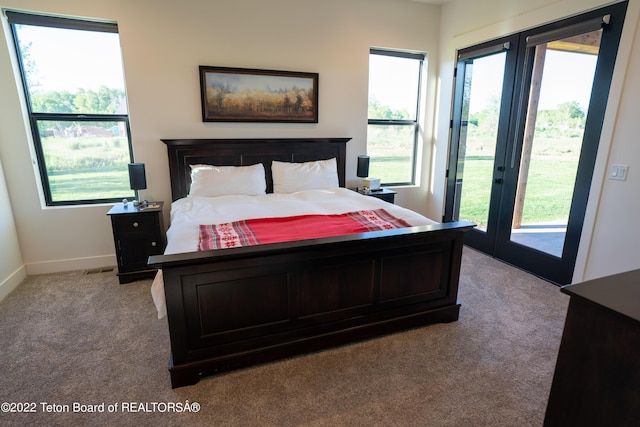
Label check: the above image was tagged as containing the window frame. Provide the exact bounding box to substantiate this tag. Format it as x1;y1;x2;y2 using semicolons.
367;48;424;186
6;11;134;207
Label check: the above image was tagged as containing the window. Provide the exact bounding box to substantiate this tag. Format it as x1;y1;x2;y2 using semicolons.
367;49;424;185
6;11;134;206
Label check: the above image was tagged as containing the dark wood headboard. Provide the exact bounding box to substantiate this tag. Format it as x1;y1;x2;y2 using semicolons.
161;138;351;201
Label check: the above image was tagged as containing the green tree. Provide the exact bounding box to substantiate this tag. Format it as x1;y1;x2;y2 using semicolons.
30;90;75;113
18;37;40;89
29;87;125;115
368;98;409;120
557;101;585;121
73;86;124;114
536;101;586;137
468;95;501;135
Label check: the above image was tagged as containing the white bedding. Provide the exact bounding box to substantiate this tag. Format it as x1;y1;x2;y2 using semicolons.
151;188;437;318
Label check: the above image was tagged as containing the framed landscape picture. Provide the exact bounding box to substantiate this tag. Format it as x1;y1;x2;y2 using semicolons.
199;66;318;123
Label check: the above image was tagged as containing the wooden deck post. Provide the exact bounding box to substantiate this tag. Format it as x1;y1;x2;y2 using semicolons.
513;44;546;229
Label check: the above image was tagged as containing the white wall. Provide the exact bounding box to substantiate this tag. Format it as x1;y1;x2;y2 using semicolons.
437;0;640;281
2;0;637;283
581;3;640;279
0;16;25;299
0;0;441;275
0;156;25;301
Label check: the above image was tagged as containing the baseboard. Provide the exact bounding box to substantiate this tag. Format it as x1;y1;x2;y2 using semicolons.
0;265;27;302
25;255;117;275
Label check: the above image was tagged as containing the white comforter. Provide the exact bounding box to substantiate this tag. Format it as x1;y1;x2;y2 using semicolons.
151;188;436;318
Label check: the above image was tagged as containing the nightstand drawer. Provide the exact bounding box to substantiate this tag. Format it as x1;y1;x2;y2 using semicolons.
366;188;396;204
112;214;158;233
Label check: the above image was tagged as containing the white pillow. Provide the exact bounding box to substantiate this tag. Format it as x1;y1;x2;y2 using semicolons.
188;163;266;197
271;158;339;193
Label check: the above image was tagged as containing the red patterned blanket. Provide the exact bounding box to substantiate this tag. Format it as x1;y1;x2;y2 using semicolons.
198;209;412;250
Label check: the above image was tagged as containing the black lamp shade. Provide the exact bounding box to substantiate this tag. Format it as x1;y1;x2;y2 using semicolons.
128;163;147;190
357;155;370;178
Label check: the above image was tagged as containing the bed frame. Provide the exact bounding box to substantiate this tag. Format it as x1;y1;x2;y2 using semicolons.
149;137;474;388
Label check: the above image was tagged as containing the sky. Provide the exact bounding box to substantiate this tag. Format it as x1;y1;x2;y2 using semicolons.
368;54;421;114
15;25;126;93
205;72;314;93
469;49;598;113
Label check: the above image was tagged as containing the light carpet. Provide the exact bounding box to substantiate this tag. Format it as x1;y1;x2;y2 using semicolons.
0;247;569;426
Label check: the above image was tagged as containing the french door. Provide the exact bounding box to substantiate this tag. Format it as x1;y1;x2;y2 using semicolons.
445;2;627;284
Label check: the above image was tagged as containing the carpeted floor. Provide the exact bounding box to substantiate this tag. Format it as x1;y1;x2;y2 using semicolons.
0;247;569;426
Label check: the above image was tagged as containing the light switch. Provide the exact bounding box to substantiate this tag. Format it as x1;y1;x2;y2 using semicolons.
609;164;628;181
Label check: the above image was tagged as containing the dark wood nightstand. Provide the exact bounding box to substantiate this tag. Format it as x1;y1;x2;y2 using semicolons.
366;188;396;204
107;202;165;284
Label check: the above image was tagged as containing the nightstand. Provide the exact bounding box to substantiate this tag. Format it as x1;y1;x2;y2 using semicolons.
107;202;165;284
366;188;396;204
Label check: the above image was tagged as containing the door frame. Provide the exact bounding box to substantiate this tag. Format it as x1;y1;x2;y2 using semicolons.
445;1;628;284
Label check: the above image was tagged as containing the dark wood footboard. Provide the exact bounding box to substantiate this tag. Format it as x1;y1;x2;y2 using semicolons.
149;221;474;388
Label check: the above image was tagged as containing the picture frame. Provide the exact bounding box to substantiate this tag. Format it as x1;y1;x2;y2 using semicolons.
199;66;318;123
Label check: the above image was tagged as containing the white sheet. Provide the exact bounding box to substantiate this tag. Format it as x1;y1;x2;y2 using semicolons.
151;188;437;318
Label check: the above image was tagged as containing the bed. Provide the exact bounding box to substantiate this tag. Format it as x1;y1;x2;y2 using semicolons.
148;137;474;388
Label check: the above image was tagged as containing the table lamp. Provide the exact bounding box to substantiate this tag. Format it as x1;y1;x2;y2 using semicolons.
128;162;147;207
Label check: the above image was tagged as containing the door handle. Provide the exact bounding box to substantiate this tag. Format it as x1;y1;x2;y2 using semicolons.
494;178;503;184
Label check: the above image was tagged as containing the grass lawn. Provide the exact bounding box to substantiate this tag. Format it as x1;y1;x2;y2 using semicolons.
455;133;581;227
458;156;578;228
42;135;133;202
48;166;134;201
369;156;412;184
368;133;581;229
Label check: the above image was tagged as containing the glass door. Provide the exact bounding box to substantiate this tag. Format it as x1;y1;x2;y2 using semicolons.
507;31;601;258
446;2;628;284
446;36;518;254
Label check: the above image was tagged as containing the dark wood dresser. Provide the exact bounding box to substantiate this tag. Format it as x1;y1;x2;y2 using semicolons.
544;269;640;426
